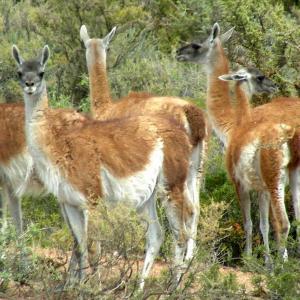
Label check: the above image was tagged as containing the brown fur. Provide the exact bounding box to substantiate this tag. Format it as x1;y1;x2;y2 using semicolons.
96;93;208;148
183;104;208;145
33;98;192;224
207;40;235;138
234;82;251;126
0;103;26;164
288;129;300;170
204;36;299;254
251;98;300;171
259;128;293;238
85;40;208;166
226;79;296;254
226;121;294;250
252;97;300;125
206;39;300;177
227;122;294;181
206;40;300;143
89;41;111;118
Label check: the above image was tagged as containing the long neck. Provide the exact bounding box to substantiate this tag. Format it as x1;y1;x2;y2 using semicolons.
86;42;112;118
24;82;48;139
206;41;235;146
234;81;251;126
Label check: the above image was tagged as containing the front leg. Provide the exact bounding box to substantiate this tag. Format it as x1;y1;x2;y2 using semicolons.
3;183;23;234
61;203;89;282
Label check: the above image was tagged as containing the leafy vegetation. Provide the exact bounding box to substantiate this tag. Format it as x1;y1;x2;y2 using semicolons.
0;0;299;298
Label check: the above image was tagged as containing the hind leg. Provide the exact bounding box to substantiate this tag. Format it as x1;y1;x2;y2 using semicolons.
233;181;252;256
184;185;198;261
139;189;164;290
164;186;192;286
269;186;290;261
289;166;300;253
261;147;290;261
258;192;272;267
185;143;202;260
0;187;8;232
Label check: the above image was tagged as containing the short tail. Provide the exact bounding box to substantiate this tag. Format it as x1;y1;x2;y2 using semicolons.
288;128;300;170
184;104;211;191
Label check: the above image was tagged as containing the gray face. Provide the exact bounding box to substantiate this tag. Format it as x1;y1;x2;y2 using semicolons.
176;42;209;64
17;60;45;95
247;67;278;94
12;45;49;96
176;23;221;64
176;23;234;66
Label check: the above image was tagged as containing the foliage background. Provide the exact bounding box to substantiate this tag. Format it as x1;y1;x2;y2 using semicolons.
0;0;299;105
0;0;299;298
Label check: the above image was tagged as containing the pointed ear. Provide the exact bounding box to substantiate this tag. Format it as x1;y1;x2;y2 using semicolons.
219;72;248;82
40;45;50;67
80;25;90;46
12;45;24;66
221;27;234;43
209;23;221;43
102;26;117;49
218;74;234;81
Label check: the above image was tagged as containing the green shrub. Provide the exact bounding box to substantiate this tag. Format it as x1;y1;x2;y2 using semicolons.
266;259;300;299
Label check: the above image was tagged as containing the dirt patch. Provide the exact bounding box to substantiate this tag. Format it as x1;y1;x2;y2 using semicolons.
1;247;266;299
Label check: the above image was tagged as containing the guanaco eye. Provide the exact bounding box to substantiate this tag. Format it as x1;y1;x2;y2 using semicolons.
17;71;22;78
39;71;45;78
191;43;201;50
257;75;265;81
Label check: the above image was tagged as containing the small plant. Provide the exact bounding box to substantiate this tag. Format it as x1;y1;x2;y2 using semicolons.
266;258;300;299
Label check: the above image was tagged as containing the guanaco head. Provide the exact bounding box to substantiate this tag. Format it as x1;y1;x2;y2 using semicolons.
80;25;116;65
12;45;50;96
219;67;278;97
176;23;234;64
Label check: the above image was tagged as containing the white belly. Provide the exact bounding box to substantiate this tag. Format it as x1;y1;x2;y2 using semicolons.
0;151;44;197
101;141;164;209
28;138;164;210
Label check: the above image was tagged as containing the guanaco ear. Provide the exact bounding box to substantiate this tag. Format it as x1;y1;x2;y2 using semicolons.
221;27;234;43
219;72;248;82
209;23;221;43
80;25;90;46
40;45;50;67
12;45;24;66
219;74;235;81
102;26;117;49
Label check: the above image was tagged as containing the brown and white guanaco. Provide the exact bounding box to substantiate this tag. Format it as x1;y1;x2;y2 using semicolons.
176;23;300;261
219;68;293;263
79;25;210;260
13;44;197;289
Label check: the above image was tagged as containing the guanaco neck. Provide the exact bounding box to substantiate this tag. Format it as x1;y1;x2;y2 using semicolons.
24;81;48;144
234;81;251;126
206;40;235;146
86;41;112;118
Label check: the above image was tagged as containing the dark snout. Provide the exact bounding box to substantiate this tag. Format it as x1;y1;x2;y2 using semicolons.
176;46;187;62
25;81;35;87
266;79;279;94
176;54;187;62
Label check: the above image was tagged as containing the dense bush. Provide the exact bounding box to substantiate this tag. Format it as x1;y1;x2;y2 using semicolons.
0;0;299;104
